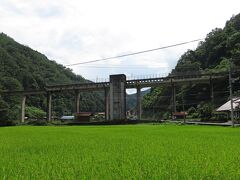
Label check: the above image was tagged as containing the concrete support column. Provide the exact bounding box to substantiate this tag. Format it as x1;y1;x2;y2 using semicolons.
47;93;52;121
136;85;142;120
105;88;110;120
109;74;126;121
75;90;81;113
21;95;26;123
210;76;214;103
172;83;176;114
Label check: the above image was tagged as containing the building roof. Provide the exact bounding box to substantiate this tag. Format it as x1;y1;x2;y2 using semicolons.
75;112;93;116
216;97;240;112
173;112;187;116
60;116;74;120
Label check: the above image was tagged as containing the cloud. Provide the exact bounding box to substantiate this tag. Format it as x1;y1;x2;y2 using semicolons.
0;0;240;81
36;6;63;18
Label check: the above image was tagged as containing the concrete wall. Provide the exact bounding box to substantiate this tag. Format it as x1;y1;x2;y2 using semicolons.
109;74;126;121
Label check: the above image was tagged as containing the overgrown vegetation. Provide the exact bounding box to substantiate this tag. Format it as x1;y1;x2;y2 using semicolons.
0;33;104;123
1;13;240;123
142;13;240;119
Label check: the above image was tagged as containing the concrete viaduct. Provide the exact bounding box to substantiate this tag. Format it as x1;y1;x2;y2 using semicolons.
1;72;232;122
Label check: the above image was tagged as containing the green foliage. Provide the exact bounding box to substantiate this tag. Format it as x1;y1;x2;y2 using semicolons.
26;106;46;119
211;112;228;122
142;87;171;111
143;13;240;117
0;96;10;125
7;105;21;120
191;112;199;119
187;107;197;115
126;89;150;110
205;58;231;73
197;103;214;121
0;33;104;121
0;77;22;91
163;112;170;120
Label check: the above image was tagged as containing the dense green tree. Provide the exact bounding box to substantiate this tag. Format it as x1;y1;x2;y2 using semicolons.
142;13;240;118
26;106;46;120
0;33;104;122
197;103;214;121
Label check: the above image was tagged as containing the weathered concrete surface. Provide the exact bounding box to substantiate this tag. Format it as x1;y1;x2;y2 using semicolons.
21;95;26;123
105;88;110;120
47;93;52;121
1;71;234;123
75;90;81;113
172;83;176;113
1;72;229;95
109;74;126;121
136;86;142;120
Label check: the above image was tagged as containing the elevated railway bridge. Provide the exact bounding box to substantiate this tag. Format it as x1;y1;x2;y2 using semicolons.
1;71;237;122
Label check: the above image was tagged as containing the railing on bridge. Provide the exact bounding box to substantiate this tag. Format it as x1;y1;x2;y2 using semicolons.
1;70;234;94
1;70;239;124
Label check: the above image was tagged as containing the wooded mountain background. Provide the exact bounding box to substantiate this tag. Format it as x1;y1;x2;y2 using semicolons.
0;34;104;121
142;13;240;118
0;13;240;122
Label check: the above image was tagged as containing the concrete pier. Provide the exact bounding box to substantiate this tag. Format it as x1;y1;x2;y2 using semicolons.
109;74;126;121
105;88;110;120
75;90;81;113
136;86;142;120
1;72;231;124
210;76;214;103
21;95;26;123
47;93;52;121
172;83;176;114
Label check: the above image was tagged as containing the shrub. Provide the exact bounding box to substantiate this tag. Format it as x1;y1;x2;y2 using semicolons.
163;112;170;120
188;107;197;115
197;103;214;121
191;112;199;119
26;106;46;120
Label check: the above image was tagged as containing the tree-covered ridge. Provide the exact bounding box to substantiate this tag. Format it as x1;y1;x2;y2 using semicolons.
174;14;240;73
0;33;104;122
0;33;87;90
142;13;240;116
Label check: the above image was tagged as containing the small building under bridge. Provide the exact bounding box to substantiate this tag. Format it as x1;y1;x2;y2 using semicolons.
216;97;240;119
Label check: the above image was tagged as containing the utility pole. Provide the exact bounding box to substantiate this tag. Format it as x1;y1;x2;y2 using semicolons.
229;66;234;127
182;93;186;124
136;85;142;120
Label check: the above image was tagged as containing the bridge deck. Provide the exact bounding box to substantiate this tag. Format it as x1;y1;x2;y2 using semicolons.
0;72;232;95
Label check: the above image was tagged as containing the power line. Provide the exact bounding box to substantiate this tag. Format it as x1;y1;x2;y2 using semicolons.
66;38;203;66
76;65;168;69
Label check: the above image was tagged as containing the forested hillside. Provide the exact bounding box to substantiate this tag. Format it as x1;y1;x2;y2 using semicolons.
0;33;104;121
1;13;239;122
142;13;240;118
126;89;150;110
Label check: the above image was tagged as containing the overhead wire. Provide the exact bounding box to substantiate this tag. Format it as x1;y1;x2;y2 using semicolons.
65;38;203;66
75;65;168;69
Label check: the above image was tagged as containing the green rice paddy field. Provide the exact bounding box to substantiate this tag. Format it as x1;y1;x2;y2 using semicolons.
0;124;240;179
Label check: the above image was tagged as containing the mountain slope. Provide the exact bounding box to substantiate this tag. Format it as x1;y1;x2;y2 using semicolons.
126;89;150;110
0;33;104;121
142;13;240;117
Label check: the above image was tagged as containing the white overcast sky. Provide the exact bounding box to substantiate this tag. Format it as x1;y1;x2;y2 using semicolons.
0;0;240;82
